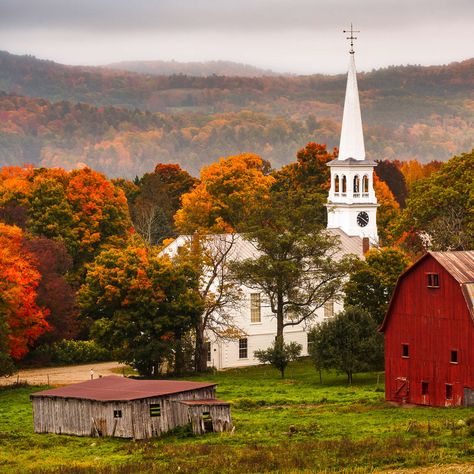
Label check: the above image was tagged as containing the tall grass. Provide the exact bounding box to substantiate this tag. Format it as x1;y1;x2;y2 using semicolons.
1;359;473;473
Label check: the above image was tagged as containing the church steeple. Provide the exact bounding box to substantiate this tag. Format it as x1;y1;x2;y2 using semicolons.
325;26;379;244
338;52;365;161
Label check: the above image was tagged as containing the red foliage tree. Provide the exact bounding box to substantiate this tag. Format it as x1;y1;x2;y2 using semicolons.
22;237;78;344
0;223;49;360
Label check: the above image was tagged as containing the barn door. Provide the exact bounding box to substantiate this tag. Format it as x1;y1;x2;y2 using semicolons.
393;377;410;403
464;388;474;407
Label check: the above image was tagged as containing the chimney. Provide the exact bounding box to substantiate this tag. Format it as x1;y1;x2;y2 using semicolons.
362;237;370;255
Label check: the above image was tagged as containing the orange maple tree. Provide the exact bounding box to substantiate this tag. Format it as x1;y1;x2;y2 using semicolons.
175;153;274;233
0;223;49;360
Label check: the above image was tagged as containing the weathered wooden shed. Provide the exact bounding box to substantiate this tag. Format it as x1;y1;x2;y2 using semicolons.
380;251;474;407
31;376;232;439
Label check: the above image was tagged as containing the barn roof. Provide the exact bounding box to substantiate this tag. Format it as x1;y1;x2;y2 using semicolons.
380;251;474;332
430;251;474;283
30;376;217;402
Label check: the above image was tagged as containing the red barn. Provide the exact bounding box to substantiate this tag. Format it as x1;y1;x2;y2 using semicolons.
380;251;474;407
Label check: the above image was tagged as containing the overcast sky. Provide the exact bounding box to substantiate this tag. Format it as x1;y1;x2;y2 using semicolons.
0;0;472;74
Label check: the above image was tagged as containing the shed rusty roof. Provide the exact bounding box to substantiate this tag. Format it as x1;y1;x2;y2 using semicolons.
179;399;230;406
30;376;216;402
430;251;474;283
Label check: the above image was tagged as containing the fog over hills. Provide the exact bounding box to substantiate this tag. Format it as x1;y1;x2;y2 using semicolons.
106;59;280;77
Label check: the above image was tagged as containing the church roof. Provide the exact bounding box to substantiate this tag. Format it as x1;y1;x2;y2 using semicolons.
162;228;364;261
338;52;366;161
327;157;377;167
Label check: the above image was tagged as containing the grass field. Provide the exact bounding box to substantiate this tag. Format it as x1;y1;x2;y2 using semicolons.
1;359;473;473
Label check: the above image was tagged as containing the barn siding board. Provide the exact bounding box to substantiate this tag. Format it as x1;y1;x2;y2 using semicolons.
32;384;220;439
382;253;474;407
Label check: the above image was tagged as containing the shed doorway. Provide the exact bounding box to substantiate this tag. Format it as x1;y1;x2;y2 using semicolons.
464;388;474;407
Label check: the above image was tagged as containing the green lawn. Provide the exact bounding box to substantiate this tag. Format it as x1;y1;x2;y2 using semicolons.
1;360;473;473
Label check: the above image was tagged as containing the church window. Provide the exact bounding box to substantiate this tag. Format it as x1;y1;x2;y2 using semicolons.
239;338;248;359
362;175;369;194
341;175;347;195
353;175;360;196
324;299;334;318
334;175;340;193
206;341;212;362
250;293;261;323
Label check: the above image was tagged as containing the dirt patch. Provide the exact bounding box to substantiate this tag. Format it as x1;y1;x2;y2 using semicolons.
379;464;474;474
0;361;128;386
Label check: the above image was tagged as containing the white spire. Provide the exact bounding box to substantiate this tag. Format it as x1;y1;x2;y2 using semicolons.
338;52;365;161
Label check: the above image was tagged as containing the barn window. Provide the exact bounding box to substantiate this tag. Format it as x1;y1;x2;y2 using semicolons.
250;293;261;323
426;273;439;288
206;341;212;362
402;344;409;358
421;382;429;396
445;384;453;400
150;404;161;417
113;410;122;418
239;338;248;359
450;350;458;364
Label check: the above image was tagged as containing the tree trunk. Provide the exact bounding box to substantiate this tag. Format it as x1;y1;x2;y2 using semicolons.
347;371;353;385
174;336;184;376
276;292;284;342
194;322;208;373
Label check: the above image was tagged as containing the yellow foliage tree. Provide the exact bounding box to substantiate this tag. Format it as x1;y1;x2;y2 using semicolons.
175;153;274;233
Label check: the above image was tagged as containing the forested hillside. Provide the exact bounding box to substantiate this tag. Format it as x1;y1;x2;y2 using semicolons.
0;51;472;177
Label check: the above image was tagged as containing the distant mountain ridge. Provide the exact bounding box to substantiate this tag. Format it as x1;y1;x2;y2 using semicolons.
106;59;280;77
0;50;472;178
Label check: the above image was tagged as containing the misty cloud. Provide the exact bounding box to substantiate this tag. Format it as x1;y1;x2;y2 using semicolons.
1;0;472;32
0;0;472;73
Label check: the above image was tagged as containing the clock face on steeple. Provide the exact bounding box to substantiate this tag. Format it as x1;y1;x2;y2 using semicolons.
357;211;369;227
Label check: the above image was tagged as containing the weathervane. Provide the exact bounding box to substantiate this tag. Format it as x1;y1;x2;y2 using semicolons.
343;23;360;54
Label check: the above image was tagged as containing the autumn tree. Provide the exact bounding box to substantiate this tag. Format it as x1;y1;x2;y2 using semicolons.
398;151;474;252
22;237;78;345
0;223;49;364
272;142;334;225
308;306;384;385
78;241;202;375
344;247;410;325
131;164;197;245
1;166;131;272
373;175;400;245
175;153;274;233
375;160;408;207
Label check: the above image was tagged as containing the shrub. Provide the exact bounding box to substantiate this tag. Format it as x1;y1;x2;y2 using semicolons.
31;340;111;366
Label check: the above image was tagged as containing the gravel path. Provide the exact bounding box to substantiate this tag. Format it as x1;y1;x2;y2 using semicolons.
0;361;127;386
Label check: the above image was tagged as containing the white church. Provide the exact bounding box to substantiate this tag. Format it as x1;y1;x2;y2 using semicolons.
164;38;378;369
